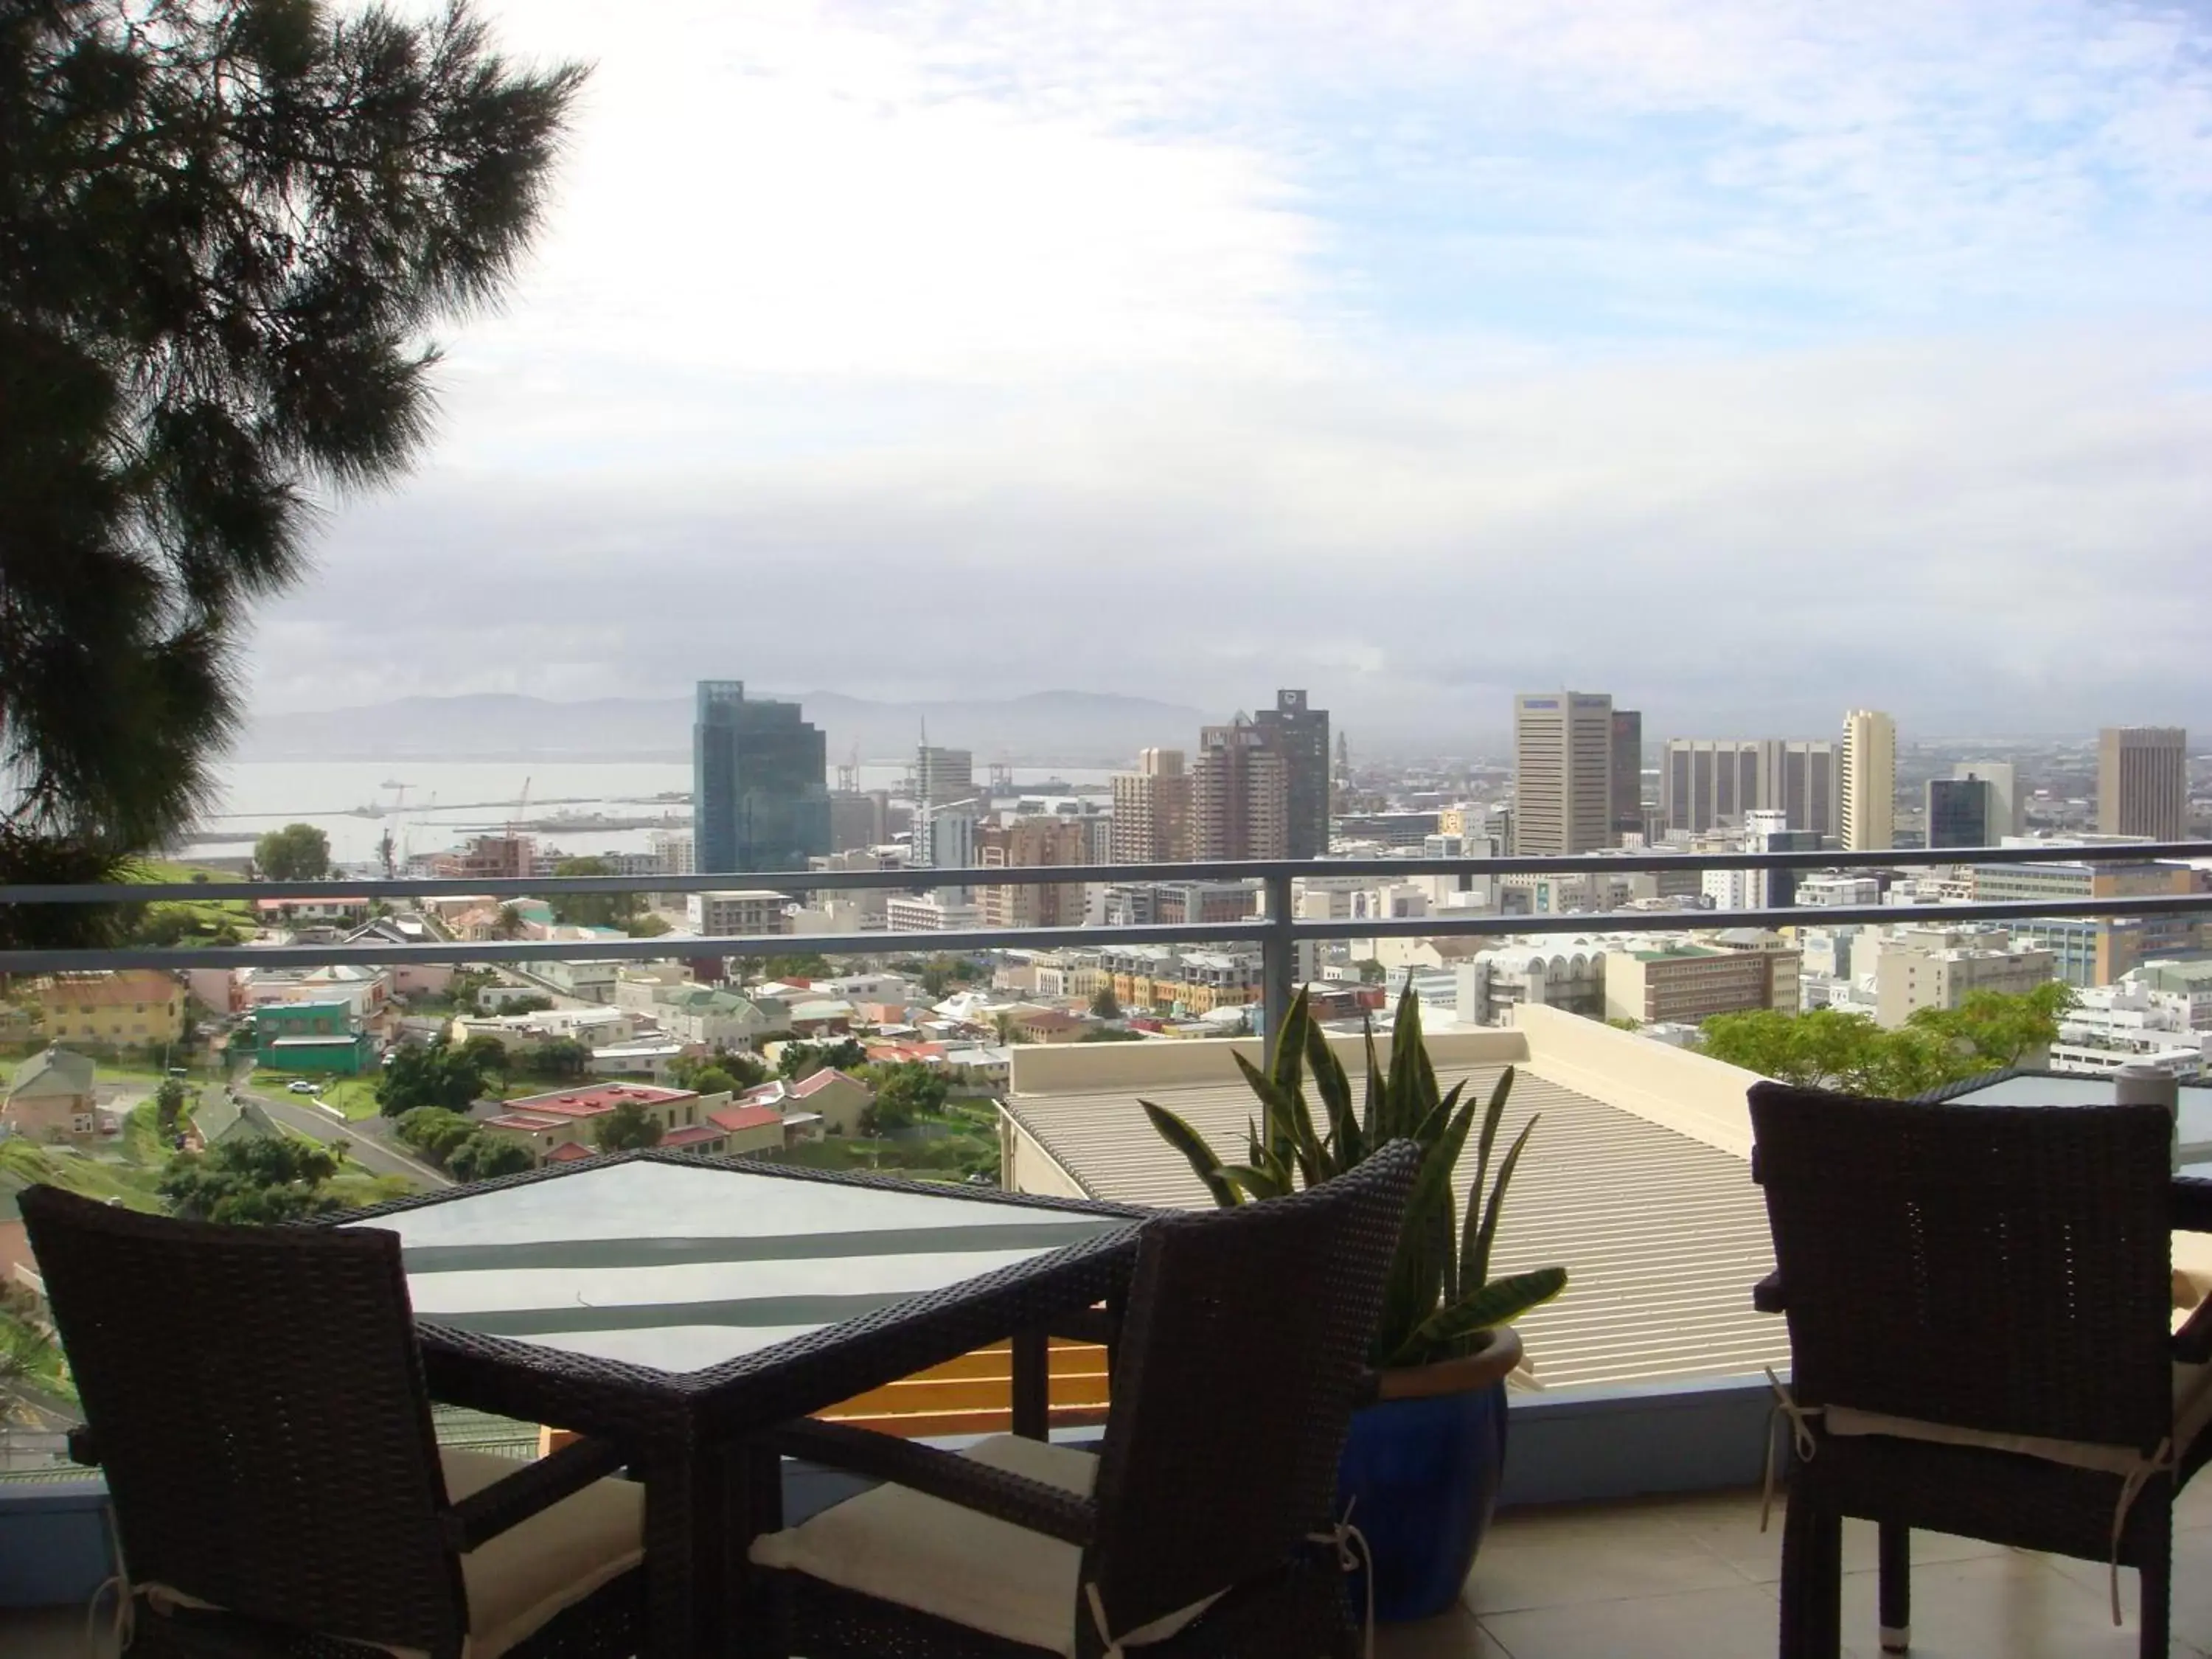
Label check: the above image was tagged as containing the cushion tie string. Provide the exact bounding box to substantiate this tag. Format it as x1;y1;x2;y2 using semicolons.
1307;1498;1377;1659
2107;1437;2174;1627
1759;1367;1823;1534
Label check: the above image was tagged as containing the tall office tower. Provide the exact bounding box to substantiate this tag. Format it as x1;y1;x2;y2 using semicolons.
977;816;1089;928
1110;748;1194;864
1194;716;1289;860
1609;709;1644;845
915;745;975;809
1952;762;2021;838
2098;727;2187;840
1252;689;1331;857
1839;709;1896;853
1926;776;1993;850
827;790;886;854
692;681;830;873
1512;692;1615;856
911;801;979;871
1658;738;1837;838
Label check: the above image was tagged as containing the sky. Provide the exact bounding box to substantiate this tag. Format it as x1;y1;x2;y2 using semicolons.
256;0;2212;751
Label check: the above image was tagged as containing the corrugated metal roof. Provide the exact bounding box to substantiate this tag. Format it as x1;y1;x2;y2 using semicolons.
1004;1062;1786;1392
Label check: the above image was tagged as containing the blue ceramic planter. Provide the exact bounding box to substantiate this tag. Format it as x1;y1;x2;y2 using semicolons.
1335;1343;1514;1623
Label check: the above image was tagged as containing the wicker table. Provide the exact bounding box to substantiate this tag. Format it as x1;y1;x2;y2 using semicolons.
336;1151;1149;1657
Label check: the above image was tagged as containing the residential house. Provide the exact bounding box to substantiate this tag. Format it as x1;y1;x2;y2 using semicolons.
346;916;453;999
252;895;373;927
656;986;782;1051
188;1093;279;1150
1005;1007;1088;1045
253;1001;375;1074
1;1048;97;1144
786;1067;872;1135
478;1083;709;1164
786;998;857;1037
35;971;186;1048
588;1040;685;1081
451;1006;637;1054
703;1102;787;1155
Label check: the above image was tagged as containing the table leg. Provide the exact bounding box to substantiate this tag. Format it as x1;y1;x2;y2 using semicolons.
1012;1327;1050;1440
726;1441;785;1659
641;1446;721;1658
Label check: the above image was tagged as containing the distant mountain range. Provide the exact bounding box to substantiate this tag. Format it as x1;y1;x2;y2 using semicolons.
240;690;1222;767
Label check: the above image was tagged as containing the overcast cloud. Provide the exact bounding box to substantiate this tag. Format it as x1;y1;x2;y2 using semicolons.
254;0;2212;749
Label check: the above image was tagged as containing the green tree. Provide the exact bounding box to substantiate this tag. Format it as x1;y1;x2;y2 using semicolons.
253;824;331;882
1698;985;2077;1096
378;1036;495;1115
517;1037;588;1080
392;1105;479;1163
778;1037;865;1081
594;1100;664;1151
689;1065;739;1098
0;1;582;939
866;1062;948;1133
160;1136;340;1223
495;993;554;1015
445;1132;532;1182
491;905;528;940
1081;1026;1147;1043
1089;985;1121;1020
625;913;673;939
762;952;832;981
458;1032;512;1079
153;1077;187;1138
548;857;641;928
1354;959;1386;986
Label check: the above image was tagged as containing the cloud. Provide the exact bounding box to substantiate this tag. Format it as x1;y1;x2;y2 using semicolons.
256;1;2212;747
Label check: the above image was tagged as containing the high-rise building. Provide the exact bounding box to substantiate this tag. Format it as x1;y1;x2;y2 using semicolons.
1110;748;1194;865
1609;710;1644;846
1194;716;1288;860
1926;776;1993;850
827;790;887;854
1252;689;1330;858
977;817;1088;929
1839;709;1896;853
915;745;975;809
692;681;830;874
1952;762;2021;838
1512;692;1614;857
1658;739;1837;838
2098;726;2187;840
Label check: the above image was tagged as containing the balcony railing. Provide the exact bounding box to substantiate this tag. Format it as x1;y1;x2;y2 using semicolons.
6;839;2212;1040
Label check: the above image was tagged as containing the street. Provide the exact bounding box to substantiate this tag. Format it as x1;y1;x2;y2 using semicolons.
237;1074;449;1189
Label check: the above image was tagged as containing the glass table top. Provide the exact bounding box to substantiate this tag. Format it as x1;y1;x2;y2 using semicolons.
1939;1075;2212;1163
349;1160;1127;1374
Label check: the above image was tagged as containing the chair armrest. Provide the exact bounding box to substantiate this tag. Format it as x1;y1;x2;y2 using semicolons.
66;1426;99;1468
2176;1178;2212;1234
765;1418;1097;1546
440;1435;633;1554
1753;1271;1787;1314
1050;1304;1119;1346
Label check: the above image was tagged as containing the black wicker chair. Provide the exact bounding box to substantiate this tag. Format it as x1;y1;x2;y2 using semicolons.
1748;1081;2212;1658
19;1183;646;1658
739;1139;1422;1659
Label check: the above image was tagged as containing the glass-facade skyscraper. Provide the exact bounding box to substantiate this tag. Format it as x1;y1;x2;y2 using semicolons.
692;681;830;874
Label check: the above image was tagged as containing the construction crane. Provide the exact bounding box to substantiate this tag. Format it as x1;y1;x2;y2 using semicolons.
836;742;859;795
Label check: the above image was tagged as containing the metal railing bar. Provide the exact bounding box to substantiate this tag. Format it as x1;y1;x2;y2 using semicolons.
5;840;2211;906
3;893;2207;975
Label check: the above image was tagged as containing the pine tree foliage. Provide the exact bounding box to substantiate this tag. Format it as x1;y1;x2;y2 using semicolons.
0;0;583;926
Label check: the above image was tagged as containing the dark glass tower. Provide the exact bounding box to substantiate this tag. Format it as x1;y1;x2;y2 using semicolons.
692;681;830;874
1927;776;1992;851
1254;688;1331;858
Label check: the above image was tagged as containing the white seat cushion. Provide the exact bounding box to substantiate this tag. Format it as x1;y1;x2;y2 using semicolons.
139;1450;643;1659
1826;1364;2212;1476
749;1434;1212;1658
439;1447;645;1658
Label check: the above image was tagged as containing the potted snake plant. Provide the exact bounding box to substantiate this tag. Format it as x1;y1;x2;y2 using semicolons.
1141;985;1567;1622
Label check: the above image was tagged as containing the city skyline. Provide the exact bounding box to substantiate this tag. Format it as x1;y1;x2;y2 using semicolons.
231;1;2212;737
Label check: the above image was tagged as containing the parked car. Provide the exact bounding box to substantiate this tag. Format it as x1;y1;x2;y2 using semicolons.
285;1080;318;1095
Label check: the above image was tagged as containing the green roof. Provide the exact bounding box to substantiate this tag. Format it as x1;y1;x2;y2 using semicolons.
1630;946;1724;962
7;1046;95;1101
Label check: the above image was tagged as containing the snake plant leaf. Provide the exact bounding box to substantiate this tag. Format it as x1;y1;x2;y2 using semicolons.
1460;1065;1517;1286
1377;1078;1478;1349
1385;988;1424;1139
1265;987;1312;1176
1232;1053;1324;1189
1382;1265;1571;1369
1307;1013;1357;1175
1361;1018;1384;1144
1470;1113;1541;1292
1222;1163;1293;1201
1139;1099;1242;1208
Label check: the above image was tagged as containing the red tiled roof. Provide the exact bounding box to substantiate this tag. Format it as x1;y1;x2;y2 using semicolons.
790;1068;860;1098
706;1104;784;1133
502;1083;692;1115
660;1123;726;1147
545;1141;598;1162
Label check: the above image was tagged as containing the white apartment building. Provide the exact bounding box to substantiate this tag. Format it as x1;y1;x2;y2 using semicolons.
1798;874;1883;908
885;892;982;933
650;829;695;876
1455;945;1607;1027
2051;984;2208;1078
1871;928;2055;1029
686;890;794;936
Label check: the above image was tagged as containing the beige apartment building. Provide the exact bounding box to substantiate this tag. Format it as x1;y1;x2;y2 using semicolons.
2098;726;2188;841
1193;717;1287;860
1512;692;1615;856
1603;944;1800;1026
35;970;187;1047
1839;709;1896;852
976;817;1088;929
686;890;794;935
1109;748;1194;865
1871;930;2057;1028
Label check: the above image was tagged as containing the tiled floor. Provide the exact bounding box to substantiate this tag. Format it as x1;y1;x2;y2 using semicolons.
10;1483;2212;1657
